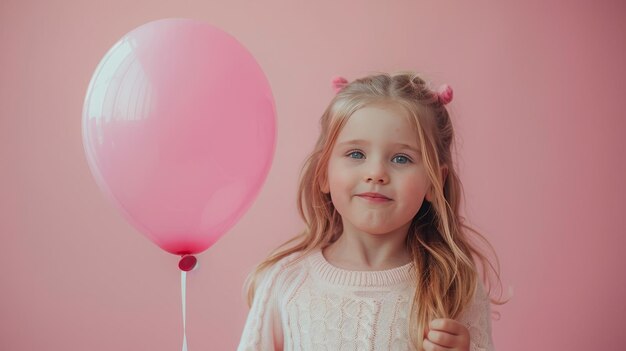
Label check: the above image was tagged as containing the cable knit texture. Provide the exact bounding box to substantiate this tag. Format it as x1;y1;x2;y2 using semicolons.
238;249;494;351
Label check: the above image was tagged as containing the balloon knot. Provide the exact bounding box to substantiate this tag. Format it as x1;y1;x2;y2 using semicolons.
178;255;198;271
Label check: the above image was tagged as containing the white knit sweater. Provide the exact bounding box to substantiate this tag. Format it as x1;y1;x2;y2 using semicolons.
237;249;494;351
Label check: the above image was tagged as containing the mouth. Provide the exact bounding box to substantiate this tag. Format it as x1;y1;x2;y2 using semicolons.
355;192;392;201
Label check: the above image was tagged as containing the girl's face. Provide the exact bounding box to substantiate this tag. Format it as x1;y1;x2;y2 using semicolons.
323;103;432;237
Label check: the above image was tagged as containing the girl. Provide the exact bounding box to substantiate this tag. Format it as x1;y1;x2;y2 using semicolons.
237;72;506;351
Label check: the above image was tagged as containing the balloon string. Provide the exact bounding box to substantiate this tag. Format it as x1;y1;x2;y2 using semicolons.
181;270;188;351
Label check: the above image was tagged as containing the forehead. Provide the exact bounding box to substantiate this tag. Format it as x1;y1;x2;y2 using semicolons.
335;103;418;146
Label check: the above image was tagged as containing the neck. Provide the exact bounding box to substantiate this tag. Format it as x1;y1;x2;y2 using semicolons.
323;223;412;271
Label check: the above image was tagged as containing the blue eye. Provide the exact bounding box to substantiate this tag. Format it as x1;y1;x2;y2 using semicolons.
347;151;365;159
392;155;411;164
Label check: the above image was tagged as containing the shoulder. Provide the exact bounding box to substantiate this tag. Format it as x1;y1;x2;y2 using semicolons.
458;278;491;324
256;250;312;290
265;250;310;274
470;278;490;305
457;278;494;350
473;278;490;303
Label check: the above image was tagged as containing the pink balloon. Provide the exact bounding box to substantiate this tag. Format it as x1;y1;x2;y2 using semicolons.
82;19;276;255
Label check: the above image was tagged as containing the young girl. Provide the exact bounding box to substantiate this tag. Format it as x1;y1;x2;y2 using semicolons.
237;72;506;351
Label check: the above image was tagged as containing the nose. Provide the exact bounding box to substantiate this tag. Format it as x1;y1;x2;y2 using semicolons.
363;159;389;184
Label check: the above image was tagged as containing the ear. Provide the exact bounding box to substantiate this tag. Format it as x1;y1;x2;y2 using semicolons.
320;174;330;194
425;165;448;202
425;187;434;203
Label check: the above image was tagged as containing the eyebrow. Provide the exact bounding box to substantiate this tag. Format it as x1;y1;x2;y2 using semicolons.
336;139;420;152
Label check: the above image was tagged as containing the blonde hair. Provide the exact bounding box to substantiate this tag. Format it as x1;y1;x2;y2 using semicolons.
244;71;508;350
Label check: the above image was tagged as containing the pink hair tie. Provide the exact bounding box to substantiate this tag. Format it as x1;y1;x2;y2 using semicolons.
331;76;348;93
437;84;453;105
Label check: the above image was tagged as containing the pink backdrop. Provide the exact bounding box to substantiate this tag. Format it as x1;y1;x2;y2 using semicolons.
2;1;625;350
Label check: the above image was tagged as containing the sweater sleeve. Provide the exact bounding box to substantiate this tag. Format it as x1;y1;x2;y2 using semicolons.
458;280;495;351
237;262;285;351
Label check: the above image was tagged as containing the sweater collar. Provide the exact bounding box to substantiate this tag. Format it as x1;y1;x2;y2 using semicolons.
308;248;415;287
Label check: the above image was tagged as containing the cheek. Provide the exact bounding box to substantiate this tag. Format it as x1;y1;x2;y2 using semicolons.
401;176;430;203
327;162;352;193
321;159;340;193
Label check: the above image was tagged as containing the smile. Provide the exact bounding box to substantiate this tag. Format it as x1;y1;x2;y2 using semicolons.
355;192;392;203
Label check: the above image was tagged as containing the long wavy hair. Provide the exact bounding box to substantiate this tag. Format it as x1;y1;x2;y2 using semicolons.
244;71;507;350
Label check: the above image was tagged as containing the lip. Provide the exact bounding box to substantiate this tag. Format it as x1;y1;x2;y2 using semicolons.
355;192;392;201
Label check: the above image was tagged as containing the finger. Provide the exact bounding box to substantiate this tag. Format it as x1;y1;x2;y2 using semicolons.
429;318;463;335
426;330;457;348
423;337;451;351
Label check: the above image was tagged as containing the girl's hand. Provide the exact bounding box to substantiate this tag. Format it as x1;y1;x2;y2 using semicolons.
423;318;470;351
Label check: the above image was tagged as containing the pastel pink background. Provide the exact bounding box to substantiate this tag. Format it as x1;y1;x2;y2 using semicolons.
1;1;625;350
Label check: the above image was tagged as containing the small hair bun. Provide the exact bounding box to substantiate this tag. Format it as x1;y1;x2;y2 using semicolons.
437;84;453;105
331;76;349;93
